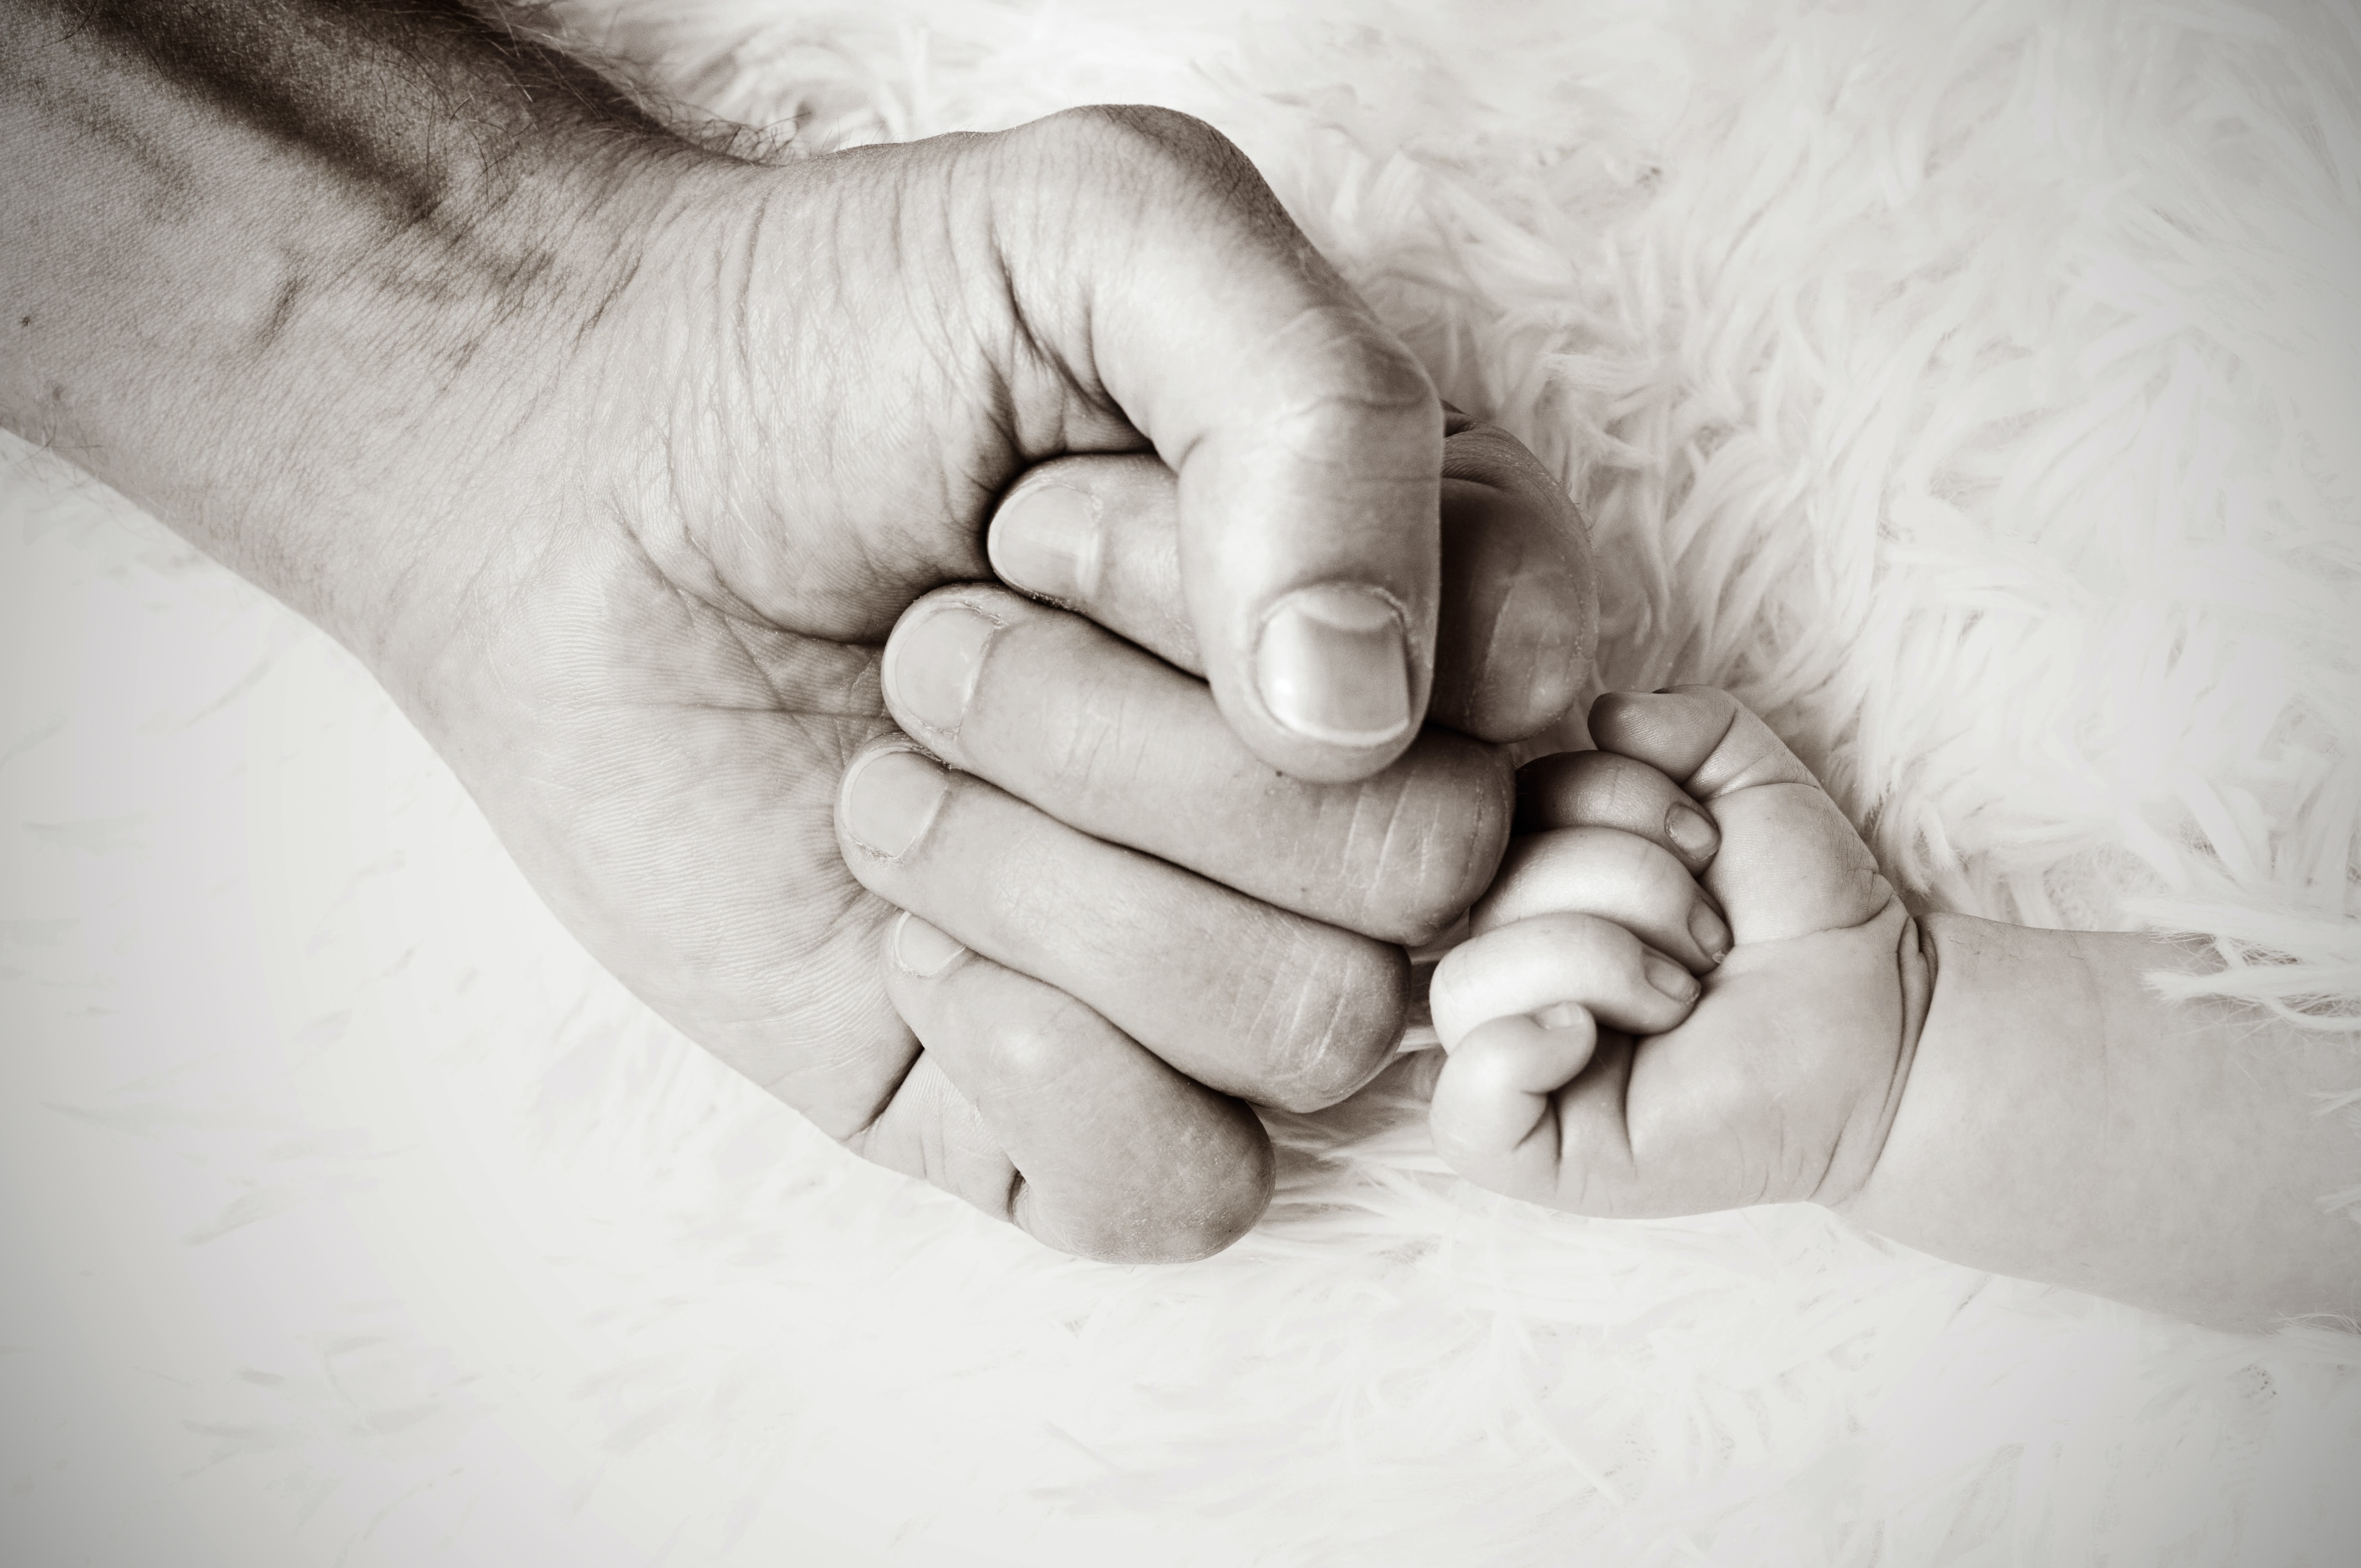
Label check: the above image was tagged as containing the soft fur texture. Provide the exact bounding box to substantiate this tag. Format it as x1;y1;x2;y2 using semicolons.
4;1;2358;1564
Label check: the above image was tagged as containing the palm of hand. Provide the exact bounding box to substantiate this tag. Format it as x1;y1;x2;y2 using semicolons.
412;499;906;1131
1611;908;1918;1215
406;135;1129;1137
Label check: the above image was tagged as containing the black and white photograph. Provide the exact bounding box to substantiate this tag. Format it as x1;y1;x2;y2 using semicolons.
4;1;2358;1563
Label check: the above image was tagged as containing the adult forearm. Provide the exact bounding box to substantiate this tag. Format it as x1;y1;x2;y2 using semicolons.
1;0;682;666
1848;914;2361;1331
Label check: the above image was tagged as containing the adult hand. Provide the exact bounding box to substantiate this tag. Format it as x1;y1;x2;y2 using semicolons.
425;132;1593;1260
3;1;1594;1260
846;421;1591;1256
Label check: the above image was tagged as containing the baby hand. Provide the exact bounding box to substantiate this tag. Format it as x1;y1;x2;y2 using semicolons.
1426;688;1932;1217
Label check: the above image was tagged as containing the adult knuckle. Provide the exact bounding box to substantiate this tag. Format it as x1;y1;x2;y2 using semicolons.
1023;654;1151;811
1035;104;1243;178
1343;741;1513;944
1030;106;1290;265
1095;104;1237;161
1264;311;1436;432
1246;927;1407;1112
973;990;1090;1093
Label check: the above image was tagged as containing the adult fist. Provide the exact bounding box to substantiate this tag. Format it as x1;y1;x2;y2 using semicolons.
6;3;1597;1259
418;110;1485;1257
844;417;1592;1257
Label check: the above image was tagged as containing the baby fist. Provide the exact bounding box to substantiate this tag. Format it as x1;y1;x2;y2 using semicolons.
1426;688;1932;1218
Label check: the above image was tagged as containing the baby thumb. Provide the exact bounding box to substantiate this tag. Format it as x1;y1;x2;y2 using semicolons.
1588;688;1889;945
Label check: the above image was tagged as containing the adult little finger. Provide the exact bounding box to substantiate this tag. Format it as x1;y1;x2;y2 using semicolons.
873;912;1274;1261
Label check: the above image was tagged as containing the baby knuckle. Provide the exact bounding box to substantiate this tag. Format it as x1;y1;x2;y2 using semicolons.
1595;753;1664;820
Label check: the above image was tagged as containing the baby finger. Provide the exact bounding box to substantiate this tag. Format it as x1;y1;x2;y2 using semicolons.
1471;825;1732;972
1429;910;1699;1049
1515;749;1720;873
1428;1011;1602;1203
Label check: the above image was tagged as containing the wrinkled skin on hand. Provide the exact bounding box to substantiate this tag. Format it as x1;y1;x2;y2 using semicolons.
368;109;1595;1259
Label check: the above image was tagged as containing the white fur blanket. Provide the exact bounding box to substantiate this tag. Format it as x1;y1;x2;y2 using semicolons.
4;1;2358;1563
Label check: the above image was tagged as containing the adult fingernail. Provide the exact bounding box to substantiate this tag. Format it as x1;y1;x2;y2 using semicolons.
1643;952;1699;1005
1666;802;1717;861
1256;584;1412;745
840;748;949;859
891;911;965;977
1688;902;1732;966
885;599;999;737
989;482;1101;604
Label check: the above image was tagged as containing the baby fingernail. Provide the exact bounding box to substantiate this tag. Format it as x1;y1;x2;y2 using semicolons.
1689;902;1732;965
1644;952;1699;1005
885;598;999;736
1666;802;1717;860
989;482;1101;605
840;748;949;859
891;911;965;977
1256;584;1413;745
1532;1000;1586;1031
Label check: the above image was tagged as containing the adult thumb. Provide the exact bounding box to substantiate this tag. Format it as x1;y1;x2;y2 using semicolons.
1002;106;1441;783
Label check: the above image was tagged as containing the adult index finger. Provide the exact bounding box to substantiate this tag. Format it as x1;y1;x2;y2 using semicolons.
988;418;1594;743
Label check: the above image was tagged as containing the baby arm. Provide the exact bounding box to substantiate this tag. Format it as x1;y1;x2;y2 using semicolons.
1427;688;2361;1332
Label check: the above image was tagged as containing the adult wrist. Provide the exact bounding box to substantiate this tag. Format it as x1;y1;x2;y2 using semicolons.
299;135;724;688
0;1;714;677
